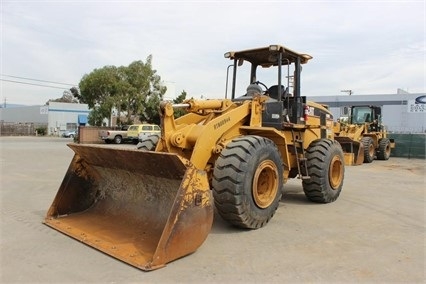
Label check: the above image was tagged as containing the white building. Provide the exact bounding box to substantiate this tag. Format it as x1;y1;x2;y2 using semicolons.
0;102;90;136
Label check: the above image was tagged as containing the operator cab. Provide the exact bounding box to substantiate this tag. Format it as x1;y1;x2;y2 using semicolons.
225;45;312;126
350;105;382;131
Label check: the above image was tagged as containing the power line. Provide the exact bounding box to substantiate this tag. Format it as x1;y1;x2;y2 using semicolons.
0;74;77;86
0;79;72;90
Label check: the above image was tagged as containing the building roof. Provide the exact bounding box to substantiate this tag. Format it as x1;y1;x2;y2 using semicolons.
309;92;426;107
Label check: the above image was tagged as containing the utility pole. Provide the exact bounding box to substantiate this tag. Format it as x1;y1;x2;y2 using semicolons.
341;90;353;96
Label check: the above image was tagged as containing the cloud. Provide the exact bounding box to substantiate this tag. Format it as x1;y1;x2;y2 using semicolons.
1;1;425;105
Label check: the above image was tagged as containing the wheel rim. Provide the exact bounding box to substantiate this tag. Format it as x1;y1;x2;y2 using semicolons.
385;142;391;156
252;160;278;209
329;155;343;190
368;143;375;158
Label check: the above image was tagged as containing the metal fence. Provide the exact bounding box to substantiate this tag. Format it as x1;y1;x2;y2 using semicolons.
389;133;426;159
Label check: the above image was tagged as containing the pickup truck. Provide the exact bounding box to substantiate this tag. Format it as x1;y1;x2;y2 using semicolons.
99;125;129;144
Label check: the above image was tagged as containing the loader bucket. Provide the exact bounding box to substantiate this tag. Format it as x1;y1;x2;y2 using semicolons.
334;137;364;166
44;144;213;271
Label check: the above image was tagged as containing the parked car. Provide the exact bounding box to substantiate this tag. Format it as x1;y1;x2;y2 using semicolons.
62;130;77;138
127;124;161;144
99;125;129;144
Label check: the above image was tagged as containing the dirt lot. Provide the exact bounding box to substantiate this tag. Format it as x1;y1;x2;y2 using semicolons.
0;136;424;283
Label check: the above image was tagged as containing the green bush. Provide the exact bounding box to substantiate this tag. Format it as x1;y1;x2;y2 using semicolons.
36;127;47;136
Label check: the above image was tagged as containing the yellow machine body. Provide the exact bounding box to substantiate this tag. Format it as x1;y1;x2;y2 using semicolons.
45;45;346;271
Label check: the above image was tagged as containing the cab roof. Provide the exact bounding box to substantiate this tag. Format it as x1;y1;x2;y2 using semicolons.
225;45;312;67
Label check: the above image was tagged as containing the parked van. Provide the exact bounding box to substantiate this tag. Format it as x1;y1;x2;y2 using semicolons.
127;124;161;144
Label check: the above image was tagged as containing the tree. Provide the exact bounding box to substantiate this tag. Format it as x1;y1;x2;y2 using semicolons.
139;94;162;125
77;65;119;125
76;56;166;126
46;90;79;105
173;90;188;119
88;105;108;126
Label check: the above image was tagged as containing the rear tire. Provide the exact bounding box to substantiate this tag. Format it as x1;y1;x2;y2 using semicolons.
377;138;391;160
302;139;344;203
362;137;375;163
212;136;283;229
137;134;160;151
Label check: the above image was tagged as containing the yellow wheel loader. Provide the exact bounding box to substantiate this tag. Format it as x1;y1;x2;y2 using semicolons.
44;45;345;271
334;105;395;164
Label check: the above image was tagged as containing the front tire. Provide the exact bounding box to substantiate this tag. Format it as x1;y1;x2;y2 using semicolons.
302;139;345;203
362;137;375;163
377;138;391;160
212;136;283;229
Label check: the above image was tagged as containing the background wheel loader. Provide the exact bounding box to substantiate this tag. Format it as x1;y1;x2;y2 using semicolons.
333;105;395;164
44;44;345;271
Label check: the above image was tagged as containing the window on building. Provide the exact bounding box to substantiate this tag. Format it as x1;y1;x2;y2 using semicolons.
66;123;77;131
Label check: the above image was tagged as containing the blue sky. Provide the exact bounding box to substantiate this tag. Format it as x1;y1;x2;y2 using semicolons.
1;0;425;105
